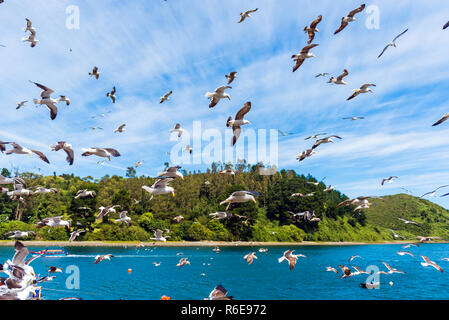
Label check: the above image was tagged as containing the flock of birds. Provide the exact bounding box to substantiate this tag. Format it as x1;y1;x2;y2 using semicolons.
1;2;449;300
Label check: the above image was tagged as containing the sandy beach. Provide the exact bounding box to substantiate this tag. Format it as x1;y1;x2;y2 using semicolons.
0;240;443;247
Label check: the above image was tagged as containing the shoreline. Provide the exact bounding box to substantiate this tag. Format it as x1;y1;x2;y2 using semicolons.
0;240;446;247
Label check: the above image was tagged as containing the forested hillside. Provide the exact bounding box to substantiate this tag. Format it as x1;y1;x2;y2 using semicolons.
0;163;448;242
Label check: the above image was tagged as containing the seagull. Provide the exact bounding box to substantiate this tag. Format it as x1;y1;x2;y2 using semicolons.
338;265;353;278
420;185;449;198
69;230;86;242
259;248;268;253
389;229;405;239
416;236;443;242
305;133;327;140
227;101;252;146
296;149;317;162
96;205;120;220
94;254;114;265
30;82;58;120
238;8;258;23
382;261;406;274
81;148;120;161
107;87;116;103
89;126;103;131
381;176;398;186
205;86;231;108
398;218;419;225
225;71;237;85
378;29;408;58
153;262;161;267
135;161;143;168
170;124;184;138
278;250;305;270
173;216;184;223
158;166;183;179
326;267;338;273
23;18;36;34
142;178;175;200
334;4;366;34
0;174;25;185
47;266;63;273
420;255;443;272
36;216;71;233
4;142;50;164
74;190;96;199
304;15;322;44
402;243;420;248
432;113;449;126
347;84;376;101
151;229;170;242
115;211;131;225
33;186;58;195
22;32;38;47
328;69;349;85
397;251;414;257
349;255;362;262
58;96;70;106
291;44;318;72
312;135;342;149
220;191;260;210
160;91;172;103
114;124;126;133
4;231;36;239
176;257;190;267
343;116;364;121
184;145;193;154
51;142;74;165
337;196;381;208
243;252;257;265
352;266;369;275
16;101;28;110
209;212;232;220
89;66;100;79
220;168;236;175
207;285;233;300
278;130;293;136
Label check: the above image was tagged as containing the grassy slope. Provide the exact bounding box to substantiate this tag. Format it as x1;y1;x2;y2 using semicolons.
365;194;449;239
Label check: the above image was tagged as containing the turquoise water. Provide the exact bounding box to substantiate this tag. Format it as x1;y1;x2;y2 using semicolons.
1;244;448;300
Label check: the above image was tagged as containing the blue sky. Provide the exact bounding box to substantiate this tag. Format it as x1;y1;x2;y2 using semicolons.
1;0;449;208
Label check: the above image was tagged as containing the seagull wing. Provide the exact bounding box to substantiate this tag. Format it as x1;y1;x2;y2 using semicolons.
235;102;251;120
334;19;348;34
12;241;28;266
336;69;349;81
231;126;241;146
300;43;318;54
392;29;408;42
347;4;366;18
104;148;121;157
432;114;449;126
378;44;390;58
31;150;50;164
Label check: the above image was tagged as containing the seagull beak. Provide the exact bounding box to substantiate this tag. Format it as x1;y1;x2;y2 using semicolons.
172;192;176;197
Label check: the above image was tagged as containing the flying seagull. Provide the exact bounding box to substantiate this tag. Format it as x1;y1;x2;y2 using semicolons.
22;32;38;47
334;4;366;34
432;113;449;126
382;261;406;274
343;116;364;121
74;190;96;199
158;166;184;179
170;123;184;138
312;135;342;149
94;254;114;265
114;124;126;133
227;101;252;146
378;29;408;58
420;255;443;272
238;8;258;23
69;230;86;243
16;101;28;110
328;69;349;85
89;66;100;79
278;250;305;270
296;148;317;162
315;73;329;78
160;91;172;103
30;81;58;120
209;212;232;220
419;185;449;198
107;87;116;103
381;176;398;185
51;142;74;165
207;285;233;300
58;96;70;106
243;252;257;265
115;211;131;225
23;18;36;34
36;216;71;232
225;71;237;85
220;191;260;210
304;15;322;44
142;178;175;200
291;44;318;72
151;229;170;242
347;84;376;100
4;142;50;164
176;257;190;267
81;148;120;161
205;86;231;108
96;205;120;220
398;218;419;225
305;133;327;140
4;231;36;239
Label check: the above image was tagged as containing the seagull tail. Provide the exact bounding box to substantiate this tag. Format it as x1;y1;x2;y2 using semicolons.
33;99;40;105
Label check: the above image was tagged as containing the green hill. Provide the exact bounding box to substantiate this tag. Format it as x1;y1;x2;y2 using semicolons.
0;165;448;243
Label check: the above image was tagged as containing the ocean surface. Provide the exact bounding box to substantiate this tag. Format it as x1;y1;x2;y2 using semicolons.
1;244;448;300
